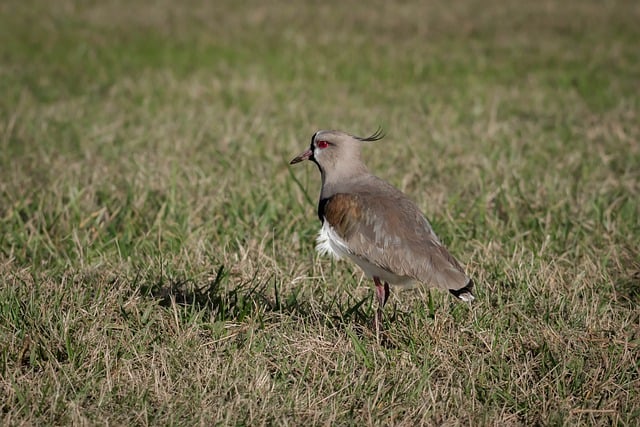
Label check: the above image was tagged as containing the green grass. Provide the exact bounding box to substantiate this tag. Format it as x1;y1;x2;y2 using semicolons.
1;0;639;424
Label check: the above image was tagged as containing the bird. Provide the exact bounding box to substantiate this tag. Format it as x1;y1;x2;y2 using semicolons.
290;129;474;328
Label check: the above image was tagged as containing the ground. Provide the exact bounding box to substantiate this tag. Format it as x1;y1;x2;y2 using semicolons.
0;0;639;424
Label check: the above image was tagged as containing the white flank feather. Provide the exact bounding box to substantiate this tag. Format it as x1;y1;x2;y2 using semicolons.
315;221;351;259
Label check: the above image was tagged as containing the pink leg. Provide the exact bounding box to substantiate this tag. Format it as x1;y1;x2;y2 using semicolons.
373;277;391;331
374;277;390;307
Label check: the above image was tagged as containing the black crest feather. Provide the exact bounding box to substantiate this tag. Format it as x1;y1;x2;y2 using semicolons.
355;127;385;142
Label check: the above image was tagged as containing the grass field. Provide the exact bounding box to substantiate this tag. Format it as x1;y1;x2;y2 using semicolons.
1;0;639;424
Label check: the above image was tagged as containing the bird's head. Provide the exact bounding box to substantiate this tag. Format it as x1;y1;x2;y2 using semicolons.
290;128;385;180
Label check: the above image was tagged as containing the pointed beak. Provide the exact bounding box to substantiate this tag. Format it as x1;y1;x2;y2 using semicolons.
289;149;313;165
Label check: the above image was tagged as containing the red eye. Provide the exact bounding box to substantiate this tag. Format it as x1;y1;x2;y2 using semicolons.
316;140;329;149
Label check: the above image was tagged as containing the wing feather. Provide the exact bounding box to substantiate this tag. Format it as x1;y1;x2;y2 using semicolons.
320;192;470;292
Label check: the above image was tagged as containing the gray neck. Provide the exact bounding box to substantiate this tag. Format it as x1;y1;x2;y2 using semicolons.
320;164;371;199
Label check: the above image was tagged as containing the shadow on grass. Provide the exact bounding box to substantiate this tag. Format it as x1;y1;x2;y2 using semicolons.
613;270;640;307
608;245;640;308
138;265;407;336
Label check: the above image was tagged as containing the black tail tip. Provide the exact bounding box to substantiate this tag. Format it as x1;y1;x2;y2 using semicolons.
450;279;474;302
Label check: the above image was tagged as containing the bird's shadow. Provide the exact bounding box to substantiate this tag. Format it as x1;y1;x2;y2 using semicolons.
138;264;408;347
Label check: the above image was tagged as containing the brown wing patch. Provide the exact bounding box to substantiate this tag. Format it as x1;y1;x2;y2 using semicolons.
322;194;363;239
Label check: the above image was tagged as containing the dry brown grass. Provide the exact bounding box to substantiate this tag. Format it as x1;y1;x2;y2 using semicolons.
1;0;639;425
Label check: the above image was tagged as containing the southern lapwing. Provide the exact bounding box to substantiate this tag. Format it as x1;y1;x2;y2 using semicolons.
290;129;474;327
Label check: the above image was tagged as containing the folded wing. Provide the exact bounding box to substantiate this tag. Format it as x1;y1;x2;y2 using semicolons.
321;191;472;293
